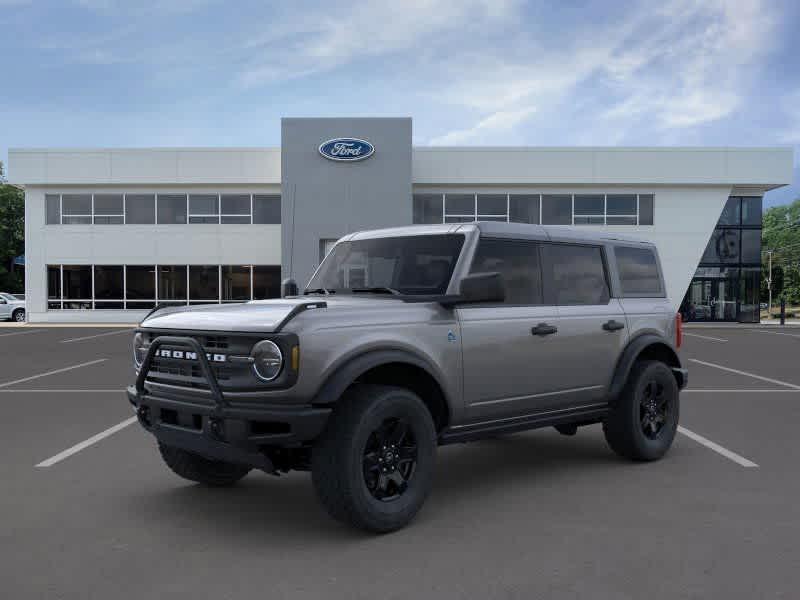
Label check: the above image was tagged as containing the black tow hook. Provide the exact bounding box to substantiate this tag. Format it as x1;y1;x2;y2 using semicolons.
209;417;225;441
136;405;151;427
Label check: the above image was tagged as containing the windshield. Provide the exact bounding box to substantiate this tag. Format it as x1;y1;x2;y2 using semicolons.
307;234;465;295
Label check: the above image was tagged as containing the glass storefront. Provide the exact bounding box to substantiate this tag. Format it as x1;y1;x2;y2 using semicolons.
681;197;762;323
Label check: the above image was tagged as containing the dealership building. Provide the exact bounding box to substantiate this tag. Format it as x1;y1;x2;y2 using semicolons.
8;117;794;323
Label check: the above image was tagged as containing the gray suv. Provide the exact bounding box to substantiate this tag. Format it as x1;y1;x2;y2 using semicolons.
127;223;687;532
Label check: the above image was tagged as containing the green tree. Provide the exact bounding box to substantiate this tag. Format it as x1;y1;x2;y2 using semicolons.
0;161;25;293
762;197;800;306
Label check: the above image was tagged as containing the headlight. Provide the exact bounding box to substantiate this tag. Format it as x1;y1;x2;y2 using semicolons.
251;340;283;381
133;332;146;368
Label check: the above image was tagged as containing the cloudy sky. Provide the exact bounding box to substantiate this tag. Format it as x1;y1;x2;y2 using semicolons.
1;0;798;206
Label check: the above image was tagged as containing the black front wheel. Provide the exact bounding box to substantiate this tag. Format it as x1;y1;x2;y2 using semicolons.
603;360;679;461
12;309;25;322
311;384;437;533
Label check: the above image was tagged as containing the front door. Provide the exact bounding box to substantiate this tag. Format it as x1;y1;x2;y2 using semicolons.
458;238;562;421
685;278;738;321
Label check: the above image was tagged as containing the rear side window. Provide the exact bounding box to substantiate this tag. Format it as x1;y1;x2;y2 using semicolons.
469;238;542;304
615;246;663;296
541;243;610;305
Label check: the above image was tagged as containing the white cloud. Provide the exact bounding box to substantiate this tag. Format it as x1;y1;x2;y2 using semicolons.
429;107;536;145
428;0;779;144
237;0;518;88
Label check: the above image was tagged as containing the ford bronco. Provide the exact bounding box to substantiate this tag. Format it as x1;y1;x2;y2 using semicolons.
128;222;687;532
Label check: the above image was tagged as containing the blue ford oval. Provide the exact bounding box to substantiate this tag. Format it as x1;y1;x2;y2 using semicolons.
318;138;375;162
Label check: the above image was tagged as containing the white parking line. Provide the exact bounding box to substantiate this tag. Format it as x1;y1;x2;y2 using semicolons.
689;358;800;390
35;416;137;468
678;426;758;468
0;329;44;338
747;329;800;339
0;389;125;393
60;329;133;343
0;359;107;389
683;332;728;342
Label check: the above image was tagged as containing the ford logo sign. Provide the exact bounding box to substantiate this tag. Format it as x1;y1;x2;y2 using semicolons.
318;138;375;162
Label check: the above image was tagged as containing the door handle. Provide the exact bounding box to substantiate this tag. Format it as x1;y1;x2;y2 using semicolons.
531;323;558;336
602;319;625;332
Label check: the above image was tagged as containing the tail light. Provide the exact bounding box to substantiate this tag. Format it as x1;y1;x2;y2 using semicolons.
675;312;683;349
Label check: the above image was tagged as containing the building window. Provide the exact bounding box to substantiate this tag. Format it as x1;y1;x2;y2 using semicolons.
158;266;187;304
253;194;281;224
221;194;251;224
62;194;92;224
509;194;540;224
48;264;279;310
189;194;219;224
157;194;187;224
189;265;219;302
541;195;572;225
93;194;124;224
413;192;654;226
682;195;762;323
46;194;61;225
222;266;251;301
253;266;281;299
413;194;443;224
44;192;279;226
573;195;605;225
125;194;156;224
319;238;338;263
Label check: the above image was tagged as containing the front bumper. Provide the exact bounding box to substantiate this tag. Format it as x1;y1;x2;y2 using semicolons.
129;334;331;471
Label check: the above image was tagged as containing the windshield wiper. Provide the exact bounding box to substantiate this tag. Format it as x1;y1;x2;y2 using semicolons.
304;287;335;295
351;286;401;295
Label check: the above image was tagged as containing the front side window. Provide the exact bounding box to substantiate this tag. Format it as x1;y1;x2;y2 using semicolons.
541;243;610;305
615;246;663;296
469;238;541;304
307;234;465;295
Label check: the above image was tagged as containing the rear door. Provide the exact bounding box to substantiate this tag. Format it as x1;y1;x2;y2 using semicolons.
539;242;628;406
458;237;563;421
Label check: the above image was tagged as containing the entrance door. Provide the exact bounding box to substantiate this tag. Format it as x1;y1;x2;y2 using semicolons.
685;278;738;321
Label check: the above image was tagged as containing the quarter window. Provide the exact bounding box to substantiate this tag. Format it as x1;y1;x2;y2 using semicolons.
615;247;663;296
469;239;542;304
541;244;610;305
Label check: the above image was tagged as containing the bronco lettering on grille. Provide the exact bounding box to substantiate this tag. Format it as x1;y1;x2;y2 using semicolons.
155;349;227;363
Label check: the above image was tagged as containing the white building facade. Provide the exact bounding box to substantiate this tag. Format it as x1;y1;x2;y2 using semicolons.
8;118;793;323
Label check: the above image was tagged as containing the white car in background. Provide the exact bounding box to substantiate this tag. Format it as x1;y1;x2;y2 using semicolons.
0;293;26;322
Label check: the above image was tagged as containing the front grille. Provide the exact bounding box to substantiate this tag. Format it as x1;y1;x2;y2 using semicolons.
142;332;257;390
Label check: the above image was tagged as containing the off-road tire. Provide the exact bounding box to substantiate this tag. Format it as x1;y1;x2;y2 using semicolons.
158;443;251;486
12;309;25;322
311;384;437;533
603;360;679;461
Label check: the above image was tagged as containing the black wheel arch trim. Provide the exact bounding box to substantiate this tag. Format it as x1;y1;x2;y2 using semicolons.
311;349;452;422
608;333;685;399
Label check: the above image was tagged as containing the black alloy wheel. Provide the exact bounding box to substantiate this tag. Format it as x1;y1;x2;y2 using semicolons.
639;379;669;439
362;417;418;502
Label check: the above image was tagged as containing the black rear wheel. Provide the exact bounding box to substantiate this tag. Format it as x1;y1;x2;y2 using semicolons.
603;360;679;461
311;384;437;533
12;309;25;322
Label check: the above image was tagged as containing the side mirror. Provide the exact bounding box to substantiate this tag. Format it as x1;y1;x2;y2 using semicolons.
457;272;505;304
281;278;299;298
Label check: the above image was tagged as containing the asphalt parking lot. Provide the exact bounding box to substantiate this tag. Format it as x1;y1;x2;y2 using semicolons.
1;325;800;599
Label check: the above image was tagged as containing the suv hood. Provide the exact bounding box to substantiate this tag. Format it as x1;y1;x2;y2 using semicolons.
140;295;421;333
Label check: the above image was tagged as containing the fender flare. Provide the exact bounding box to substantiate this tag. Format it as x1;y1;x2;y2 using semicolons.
311;349;450;412
608;334;683;400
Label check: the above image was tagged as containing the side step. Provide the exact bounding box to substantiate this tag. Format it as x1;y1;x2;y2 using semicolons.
439;404;608;445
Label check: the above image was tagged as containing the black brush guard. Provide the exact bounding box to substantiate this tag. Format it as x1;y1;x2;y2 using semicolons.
128;335;330;472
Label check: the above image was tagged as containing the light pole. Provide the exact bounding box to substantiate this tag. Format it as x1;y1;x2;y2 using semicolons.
767;250;773;319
